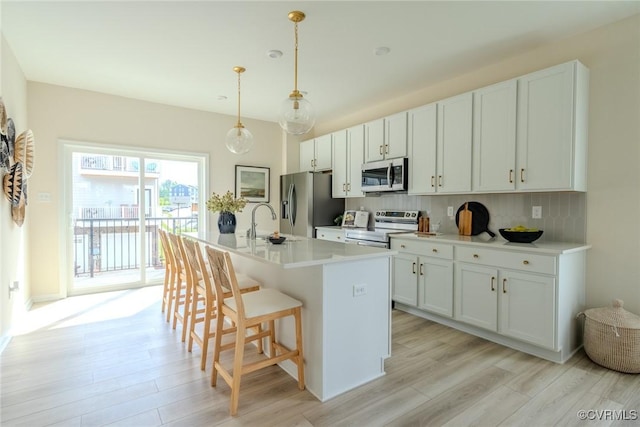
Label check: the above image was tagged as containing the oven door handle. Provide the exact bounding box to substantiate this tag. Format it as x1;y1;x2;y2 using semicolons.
345;238;388;248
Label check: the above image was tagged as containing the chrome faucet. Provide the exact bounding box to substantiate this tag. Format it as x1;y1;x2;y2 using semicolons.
249;203;277;239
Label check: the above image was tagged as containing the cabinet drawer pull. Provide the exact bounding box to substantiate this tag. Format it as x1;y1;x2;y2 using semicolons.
379;145;384;155
432;248;438;253
412;262;416;274
509;169;513;183
438;175;443;187
520;168;525;183
491;276;495;291
523;260;529;265
503;278;507;293
431;176;435;188
385;144;389;154
400;244;406;248
419;263;424;276
337;236;341;240
473;254;479;259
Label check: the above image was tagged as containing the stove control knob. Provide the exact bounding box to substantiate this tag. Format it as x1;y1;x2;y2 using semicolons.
411;212;417;217
405;212;410;217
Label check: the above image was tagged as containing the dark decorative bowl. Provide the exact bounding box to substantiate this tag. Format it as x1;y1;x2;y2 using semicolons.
499;229;543;243
268;236;286;245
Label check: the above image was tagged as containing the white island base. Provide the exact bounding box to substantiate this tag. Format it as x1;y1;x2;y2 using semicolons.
197;233;394;402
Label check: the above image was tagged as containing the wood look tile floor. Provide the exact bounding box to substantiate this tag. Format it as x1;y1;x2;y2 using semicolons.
1;286;639;426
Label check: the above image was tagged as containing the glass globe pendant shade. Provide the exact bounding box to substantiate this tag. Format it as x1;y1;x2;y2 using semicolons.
225;125;254;155
278;93;315;135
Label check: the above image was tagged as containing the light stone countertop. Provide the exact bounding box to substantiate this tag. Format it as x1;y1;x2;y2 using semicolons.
192;231;396;269
390;232;591;255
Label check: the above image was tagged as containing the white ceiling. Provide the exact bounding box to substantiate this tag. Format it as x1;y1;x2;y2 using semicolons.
2;1;639;127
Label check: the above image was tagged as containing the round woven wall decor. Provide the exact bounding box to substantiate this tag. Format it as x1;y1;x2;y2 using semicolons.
14;129;34;178
0;97;7;136
3;162;23;206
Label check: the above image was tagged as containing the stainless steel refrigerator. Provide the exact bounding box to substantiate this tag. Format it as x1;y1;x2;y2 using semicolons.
280;172;345;238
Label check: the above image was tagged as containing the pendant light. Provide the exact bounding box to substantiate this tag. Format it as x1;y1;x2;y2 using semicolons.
226;66;254;154
278;10;315;135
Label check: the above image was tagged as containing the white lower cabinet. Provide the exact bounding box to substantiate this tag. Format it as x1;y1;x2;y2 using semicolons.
391;235;587;363
455;262;556;349
391;239;453;317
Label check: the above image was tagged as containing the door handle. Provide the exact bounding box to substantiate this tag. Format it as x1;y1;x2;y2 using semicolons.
419;263;424;276
502;278;507;293
412;262;416;274
491;276;495;291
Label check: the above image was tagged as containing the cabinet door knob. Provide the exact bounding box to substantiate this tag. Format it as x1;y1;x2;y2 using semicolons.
503;278;507;293
523;260;529;265
491;276;496;291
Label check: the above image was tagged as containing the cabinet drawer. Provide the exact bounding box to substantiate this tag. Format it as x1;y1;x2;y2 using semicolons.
316;229;345;242
391;239;453;260
455;246;555;274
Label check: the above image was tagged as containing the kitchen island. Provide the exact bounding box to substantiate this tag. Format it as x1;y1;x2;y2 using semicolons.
192;231;397;402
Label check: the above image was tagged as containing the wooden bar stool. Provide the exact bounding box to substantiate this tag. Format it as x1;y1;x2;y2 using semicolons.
204;245;305;416
158;229;177;322
168;232;191;342
181;237;260;371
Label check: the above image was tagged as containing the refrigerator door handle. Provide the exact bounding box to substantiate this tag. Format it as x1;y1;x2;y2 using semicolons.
288;183;296;229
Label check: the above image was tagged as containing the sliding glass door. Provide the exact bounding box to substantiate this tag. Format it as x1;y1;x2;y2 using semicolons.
63;142;206;295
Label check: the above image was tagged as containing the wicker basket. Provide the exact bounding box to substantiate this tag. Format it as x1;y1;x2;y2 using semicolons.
580;299;640;373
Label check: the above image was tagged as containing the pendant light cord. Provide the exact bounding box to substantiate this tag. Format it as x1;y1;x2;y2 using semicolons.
293;20;299;93
236;70;242;127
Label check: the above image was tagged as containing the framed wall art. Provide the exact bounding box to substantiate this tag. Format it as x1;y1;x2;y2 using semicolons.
235;165;269;203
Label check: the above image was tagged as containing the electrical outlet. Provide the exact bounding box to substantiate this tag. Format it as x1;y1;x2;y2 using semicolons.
447;206;454;217
353;284;367;297
532;206;542;219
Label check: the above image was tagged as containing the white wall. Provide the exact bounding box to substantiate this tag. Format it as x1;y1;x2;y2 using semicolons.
27;83;284;300
0;35;29;346
315;15;640;314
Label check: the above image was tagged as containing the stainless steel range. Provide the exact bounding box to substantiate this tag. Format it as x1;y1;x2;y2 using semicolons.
344;210;419;248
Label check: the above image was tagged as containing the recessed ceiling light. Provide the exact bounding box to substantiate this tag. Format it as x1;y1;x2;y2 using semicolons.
374;46;391;56
267;49;283;59
217;95;227;101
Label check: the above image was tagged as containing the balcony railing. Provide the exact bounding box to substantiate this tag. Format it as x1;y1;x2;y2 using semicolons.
80;155;158;173
73;216;197;278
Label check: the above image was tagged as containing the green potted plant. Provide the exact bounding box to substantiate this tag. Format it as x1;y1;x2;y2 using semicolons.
206;191;247;234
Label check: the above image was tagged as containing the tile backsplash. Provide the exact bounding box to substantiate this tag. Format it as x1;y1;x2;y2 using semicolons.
346;192;586;243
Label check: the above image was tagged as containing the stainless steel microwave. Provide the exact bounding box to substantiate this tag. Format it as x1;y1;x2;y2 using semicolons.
361;158;408;193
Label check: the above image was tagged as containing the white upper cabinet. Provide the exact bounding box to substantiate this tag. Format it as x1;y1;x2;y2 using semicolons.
332;125;364;198
300;134;332;172
437;92;473;193
516;60;588;191
364;111;408;163
472;79;518;192
407;103;437;195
